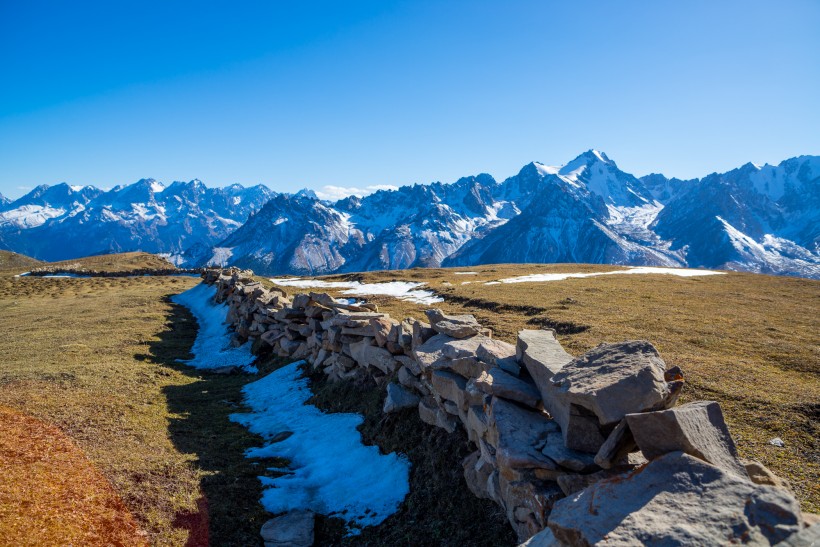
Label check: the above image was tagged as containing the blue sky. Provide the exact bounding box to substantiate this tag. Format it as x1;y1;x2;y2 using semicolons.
1;0;818;199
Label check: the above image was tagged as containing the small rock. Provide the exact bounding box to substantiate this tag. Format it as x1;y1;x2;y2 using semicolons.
541;431;598;472
418;396;458;433
425;308;482;339
209;365;240;375
770;437;786;447
474;368;541;409
462;450;494;500
260;510;314;547
742;459;794;493
430;370;468;408
383;383;421;413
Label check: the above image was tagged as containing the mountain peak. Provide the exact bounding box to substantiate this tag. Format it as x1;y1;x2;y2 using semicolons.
295;188;319;200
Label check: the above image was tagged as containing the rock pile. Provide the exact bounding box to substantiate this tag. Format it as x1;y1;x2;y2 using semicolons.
201;268;816;546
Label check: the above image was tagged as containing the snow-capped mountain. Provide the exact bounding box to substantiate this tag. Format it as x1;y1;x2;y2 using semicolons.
202;151;819;278
0;179;275;262
652;156;820;277
2;151;817;278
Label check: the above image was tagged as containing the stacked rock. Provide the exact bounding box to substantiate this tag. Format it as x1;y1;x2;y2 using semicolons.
202;269;816;546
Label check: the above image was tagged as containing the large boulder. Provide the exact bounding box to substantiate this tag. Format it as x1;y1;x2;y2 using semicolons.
425;308;483;339
548;451;803;546
549;341;682;452
625;400;748;478
552;341;673;426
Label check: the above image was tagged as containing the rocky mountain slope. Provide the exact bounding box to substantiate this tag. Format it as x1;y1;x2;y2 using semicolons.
2;151;818;277
0;179;274;262
205;150;819;278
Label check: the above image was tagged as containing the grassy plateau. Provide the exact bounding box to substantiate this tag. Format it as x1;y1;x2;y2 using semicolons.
0;252;817;545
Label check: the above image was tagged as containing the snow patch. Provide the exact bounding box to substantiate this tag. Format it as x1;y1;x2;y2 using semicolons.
208;247;235;267
170;283;257;371
269;278;443;305
453;271;478;275
230;361;411;533
0;205;66;228
495;266;725;284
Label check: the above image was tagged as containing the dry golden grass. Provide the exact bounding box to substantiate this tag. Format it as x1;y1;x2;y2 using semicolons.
0;268;295;545
0;275;205;545
0;250;42;272
42;251;177;272
266;263;820;512
1;256;816;545
0;405;147;546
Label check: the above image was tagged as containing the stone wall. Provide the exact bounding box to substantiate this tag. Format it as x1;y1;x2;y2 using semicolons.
202;268;817;546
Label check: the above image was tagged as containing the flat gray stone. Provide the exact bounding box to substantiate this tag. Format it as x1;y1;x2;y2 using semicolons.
551;340;672;427
775;523;820;547
451;356;492;379
418;396;458;433
474;368;541;409
425;308;482;339
548;451;803;546
431;370;468;408
383;382;421;413
626;400;748;478
519;526;567;547
260;510;314;547
477;338;516;363
462;450;494;500
541;432;598;472
594;418;637;469
412;333;453;370
517;329;573;392
487;397;559;472
350;339;399;374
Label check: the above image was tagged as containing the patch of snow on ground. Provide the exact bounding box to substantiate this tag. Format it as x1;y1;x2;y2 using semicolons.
496;266;725;284
269;277;443;305
453;271;478;275
170;283;257;371
230;361;410;533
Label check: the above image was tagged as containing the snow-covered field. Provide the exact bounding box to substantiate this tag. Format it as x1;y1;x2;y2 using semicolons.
231;361;411;533
495;266;725;284
172;282;411;533
170;283;258;371
269;277;443;305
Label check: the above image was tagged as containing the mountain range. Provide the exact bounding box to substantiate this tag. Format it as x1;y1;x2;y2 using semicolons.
1;151;818;278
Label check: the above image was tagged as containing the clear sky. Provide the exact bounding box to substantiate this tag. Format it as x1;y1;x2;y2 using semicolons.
1;0;818;199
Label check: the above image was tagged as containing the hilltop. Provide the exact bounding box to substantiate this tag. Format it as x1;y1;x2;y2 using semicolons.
0;258;816;544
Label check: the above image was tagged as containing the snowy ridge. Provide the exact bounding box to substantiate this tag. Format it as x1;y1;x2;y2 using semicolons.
1;151;818;278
